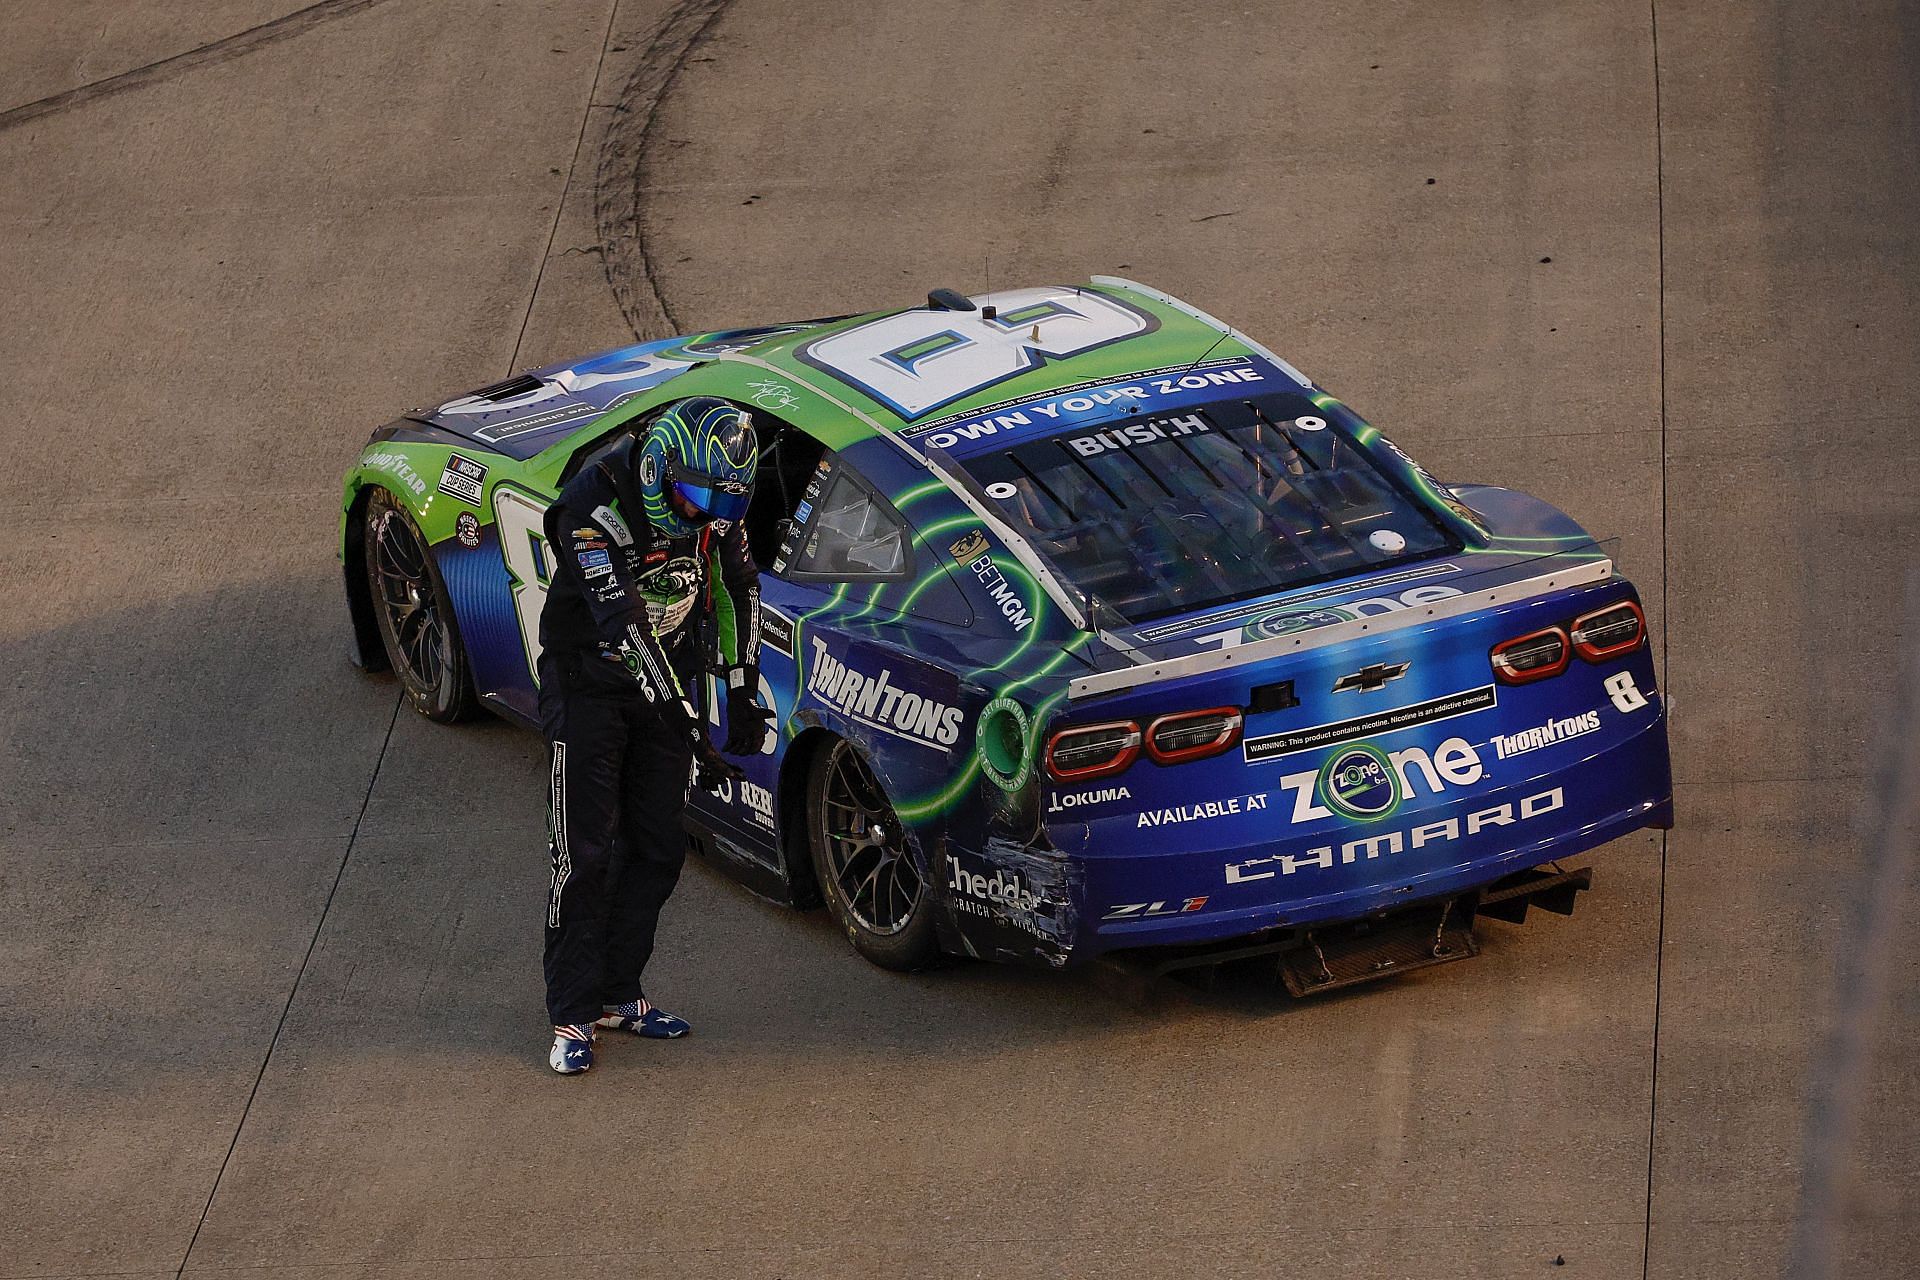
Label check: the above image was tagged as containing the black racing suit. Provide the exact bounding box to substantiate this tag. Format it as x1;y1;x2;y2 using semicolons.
536;433;761;1028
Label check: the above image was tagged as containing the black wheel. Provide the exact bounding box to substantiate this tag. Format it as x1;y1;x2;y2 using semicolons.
364;487;477;723
806;737;941;970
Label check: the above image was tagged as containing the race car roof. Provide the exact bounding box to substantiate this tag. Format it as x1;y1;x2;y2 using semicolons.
734;278;1311;436
412;279;1310;460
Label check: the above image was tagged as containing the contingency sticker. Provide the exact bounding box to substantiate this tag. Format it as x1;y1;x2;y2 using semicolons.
437;453;488;505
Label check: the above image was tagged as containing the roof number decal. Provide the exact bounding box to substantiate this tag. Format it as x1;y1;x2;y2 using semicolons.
796;287;1154;420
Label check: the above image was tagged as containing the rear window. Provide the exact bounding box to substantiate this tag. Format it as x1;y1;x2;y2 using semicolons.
952;394;1457;622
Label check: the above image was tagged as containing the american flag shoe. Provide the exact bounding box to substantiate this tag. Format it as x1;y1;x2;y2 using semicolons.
549;1022;597;1074
597;998;690;1039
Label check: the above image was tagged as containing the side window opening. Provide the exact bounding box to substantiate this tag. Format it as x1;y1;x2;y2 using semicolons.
555;400;826;568
784;459;911;582
743;419;827;567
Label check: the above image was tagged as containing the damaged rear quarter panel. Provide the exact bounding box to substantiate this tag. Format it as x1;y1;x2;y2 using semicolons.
943;837;1083;967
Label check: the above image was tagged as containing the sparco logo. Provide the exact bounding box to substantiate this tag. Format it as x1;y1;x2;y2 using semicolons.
807;637;964;747
1225;787;1566;882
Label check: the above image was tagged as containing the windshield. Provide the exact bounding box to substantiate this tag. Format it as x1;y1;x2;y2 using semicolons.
952;393;1458;622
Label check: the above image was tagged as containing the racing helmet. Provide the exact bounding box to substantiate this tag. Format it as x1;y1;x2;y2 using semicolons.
634;397;758;537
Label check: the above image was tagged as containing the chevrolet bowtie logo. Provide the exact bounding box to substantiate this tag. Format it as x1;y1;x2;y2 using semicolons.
1332;662;1411;693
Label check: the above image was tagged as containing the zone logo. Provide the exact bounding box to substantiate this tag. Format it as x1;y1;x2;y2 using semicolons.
1279;735;1486;825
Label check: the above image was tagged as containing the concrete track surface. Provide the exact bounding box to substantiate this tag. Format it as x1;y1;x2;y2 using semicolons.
2;2;1915;1277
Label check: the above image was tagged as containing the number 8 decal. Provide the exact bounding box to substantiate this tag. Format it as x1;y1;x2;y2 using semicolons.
797;287;1156;419
1604;669;1649;713
493;485;552;686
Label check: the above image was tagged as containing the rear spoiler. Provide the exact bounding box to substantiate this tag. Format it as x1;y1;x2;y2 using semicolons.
1067;557;1614;701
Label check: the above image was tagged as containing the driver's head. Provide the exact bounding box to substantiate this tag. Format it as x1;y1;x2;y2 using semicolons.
634;397;758;538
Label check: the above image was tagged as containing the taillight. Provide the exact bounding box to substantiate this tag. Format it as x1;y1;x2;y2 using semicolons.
1145;707;1243;764
1046;720;1142;781
1571;600;1646;661
1491;626;1570;684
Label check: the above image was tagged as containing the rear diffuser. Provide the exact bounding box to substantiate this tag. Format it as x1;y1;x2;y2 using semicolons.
1279;901;1478;997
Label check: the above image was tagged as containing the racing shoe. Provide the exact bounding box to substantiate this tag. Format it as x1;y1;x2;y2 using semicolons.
596;998;690;1039
549;1023;597;1074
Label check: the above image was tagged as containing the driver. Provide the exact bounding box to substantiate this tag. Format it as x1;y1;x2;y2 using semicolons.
535;396;773;1075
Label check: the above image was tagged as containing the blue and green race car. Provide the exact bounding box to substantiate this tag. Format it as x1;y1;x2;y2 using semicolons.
339;278;1672;989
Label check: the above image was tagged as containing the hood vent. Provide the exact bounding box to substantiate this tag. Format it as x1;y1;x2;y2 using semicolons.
473;373;544;402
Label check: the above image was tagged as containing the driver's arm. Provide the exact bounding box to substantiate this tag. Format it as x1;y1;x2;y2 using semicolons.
709;519;761;686
552;503;713;763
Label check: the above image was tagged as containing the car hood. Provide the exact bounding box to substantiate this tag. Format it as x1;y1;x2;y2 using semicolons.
409;325;829;460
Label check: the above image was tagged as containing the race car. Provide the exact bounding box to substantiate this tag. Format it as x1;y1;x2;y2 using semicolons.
339;277;1672;991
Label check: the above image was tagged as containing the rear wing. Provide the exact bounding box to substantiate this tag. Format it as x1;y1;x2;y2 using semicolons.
1067;557;1616;701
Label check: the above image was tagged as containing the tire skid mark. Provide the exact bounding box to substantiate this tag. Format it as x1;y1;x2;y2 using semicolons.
593;0;737;340
0;0;396;135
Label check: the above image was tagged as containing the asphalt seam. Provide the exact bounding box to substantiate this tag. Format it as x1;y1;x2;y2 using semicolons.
1643;1;1671;1276
13;1206;1920;1280
168;18;632;1266
168;691;405;1280
0;0;397;135
505;0;626;374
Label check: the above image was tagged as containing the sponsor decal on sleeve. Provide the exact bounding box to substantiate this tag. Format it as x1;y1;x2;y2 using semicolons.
592;504;634;547
578;548;613;578
437;453;488;505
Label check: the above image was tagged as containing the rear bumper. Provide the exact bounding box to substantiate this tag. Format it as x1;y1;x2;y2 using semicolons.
1068;715;1672;958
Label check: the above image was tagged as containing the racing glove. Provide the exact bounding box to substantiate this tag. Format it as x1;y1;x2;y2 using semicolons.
693;733;745;793
636;646;742;794
723;673;774;756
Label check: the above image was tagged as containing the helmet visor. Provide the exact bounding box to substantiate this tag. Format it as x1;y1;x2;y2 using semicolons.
670;469;753;524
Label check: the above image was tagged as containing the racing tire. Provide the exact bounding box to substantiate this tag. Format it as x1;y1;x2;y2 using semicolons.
805;737;942;971
363;487;477;723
